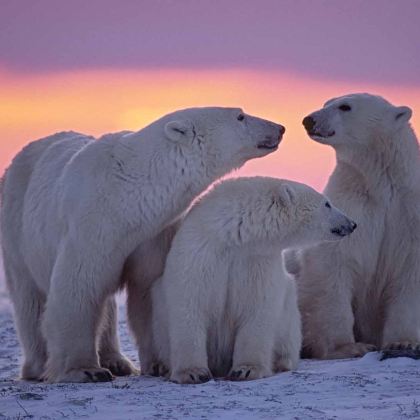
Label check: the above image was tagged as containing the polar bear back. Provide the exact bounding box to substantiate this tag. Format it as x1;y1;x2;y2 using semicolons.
2;132;94;292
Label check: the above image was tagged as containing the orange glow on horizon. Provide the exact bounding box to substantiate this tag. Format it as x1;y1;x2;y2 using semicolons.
1;69;419;191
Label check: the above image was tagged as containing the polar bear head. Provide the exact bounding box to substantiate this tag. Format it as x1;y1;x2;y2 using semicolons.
270;179;358;248
199;177;357;248
161;107;285;172
302;93;412;151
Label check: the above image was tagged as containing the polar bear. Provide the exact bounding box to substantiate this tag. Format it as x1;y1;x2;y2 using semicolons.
292;93;420;359
0;107;284;383
151;177;357;384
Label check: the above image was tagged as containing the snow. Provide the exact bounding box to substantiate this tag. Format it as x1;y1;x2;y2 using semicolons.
0;275;420;419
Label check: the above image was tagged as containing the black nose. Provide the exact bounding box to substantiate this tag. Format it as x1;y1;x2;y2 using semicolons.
331;220;357;237
302;116;315;132
343;220;358;235
279;125;286;135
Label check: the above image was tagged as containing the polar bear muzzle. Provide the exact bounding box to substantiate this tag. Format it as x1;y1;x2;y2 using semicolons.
331;220;357;237
257;126;285;150
302;115;335;140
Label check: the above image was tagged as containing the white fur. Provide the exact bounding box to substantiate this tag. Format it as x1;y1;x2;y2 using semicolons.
0;108;284;382
294;93;420;359
152;177;355;384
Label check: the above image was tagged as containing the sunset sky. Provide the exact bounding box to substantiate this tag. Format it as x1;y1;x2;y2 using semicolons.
1;0;419;190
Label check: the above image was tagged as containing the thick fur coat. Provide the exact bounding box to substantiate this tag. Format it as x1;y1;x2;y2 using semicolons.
0;107;284;382
152;177;356;384
292;94;420;359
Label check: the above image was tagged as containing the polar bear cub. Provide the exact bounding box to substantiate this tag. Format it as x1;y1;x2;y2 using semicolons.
152;177;357;384
295;93;420;359
0;108;284;383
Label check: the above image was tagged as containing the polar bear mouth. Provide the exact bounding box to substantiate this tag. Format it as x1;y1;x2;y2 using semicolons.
308;130;335;141
257;138;281;150
331;222;356;237
331;228;347;237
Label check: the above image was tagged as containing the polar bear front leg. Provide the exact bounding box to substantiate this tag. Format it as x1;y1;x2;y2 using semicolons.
228;309;276;381
299;252;376;359
42;243;121;383
301;282;375;359
169;326;211;384
98;296;138;376
382;273;420;352
168;305;211;384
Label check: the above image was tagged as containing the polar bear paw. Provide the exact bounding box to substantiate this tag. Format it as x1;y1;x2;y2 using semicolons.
383;341;420;351
142;361;169;378
329;342;377;359
380;342;420;361
228;365;271;381
44;367;114;383
21;358;46;381
170;367;212;384
100;353;139;376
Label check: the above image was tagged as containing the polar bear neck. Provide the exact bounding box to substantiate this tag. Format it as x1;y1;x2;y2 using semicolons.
333;125;419;193
110;132;225;236
189;194;291;249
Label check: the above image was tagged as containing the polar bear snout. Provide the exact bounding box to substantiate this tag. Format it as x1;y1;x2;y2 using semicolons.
248;117;285;154
302;114;335;141
256;125;284;150
278;124;286;136
331;220;357;237
302;116;315;132
257;131;283;150
277;125;286;142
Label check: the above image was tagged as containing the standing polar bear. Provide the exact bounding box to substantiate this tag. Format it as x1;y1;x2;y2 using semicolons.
152;177;357;384
292;93;420;359
0;107;284;383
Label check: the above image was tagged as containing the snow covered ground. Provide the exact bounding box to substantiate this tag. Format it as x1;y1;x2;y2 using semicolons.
1;274;420;419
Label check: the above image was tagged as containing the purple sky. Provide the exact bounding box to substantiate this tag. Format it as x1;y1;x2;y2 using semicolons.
0;0;419;85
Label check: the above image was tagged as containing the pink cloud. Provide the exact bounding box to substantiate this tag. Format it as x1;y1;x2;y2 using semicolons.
0;0;419;85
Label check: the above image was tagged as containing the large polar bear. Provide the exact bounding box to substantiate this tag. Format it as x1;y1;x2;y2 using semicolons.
0;107;284;383
291;93;420;359
152;177;357;384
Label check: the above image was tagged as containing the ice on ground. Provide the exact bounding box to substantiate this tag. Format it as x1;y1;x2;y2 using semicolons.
0;282;419;419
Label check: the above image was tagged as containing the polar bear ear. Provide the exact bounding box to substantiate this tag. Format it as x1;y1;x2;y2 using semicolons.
394;106;412;124
278;184;296;207
164;120;195;144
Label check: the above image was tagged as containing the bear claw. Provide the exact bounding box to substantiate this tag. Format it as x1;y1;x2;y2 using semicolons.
100;354;138;377
227;365;269;381
142;361;169;377
384;341;420;351
170;367;212;384
45;367;114;383
84;369;113;382
381;342;420;360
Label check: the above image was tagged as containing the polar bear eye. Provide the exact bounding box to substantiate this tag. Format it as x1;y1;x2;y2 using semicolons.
338;104;351;112
237;114;245;121
325;202;331;209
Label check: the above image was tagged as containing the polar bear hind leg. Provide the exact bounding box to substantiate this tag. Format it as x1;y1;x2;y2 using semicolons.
4;257;47;380
98;296;138;376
